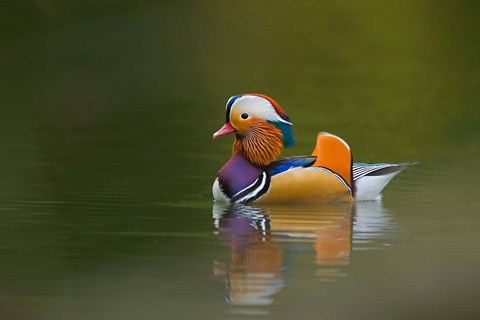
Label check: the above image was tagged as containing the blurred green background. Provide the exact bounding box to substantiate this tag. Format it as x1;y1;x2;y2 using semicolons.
0;1;479;319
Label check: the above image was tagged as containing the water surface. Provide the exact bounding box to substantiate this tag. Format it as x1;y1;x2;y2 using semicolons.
1;1;479;319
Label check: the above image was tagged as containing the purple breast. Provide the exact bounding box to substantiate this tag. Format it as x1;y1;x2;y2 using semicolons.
217;155;263;198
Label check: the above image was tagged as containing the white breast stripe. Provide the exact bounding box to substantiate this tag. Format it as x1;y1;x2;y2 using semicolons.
238;173;267;202
233;172;269;203
231;174;262;199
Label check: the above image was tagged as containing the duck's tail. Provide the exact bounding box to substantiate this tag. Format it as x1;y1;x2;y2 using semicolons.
310;132;416;201
353;162;418;201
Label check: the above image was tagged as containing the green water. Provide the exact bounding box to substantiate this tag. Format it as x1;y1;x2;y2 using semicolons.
1;1;479;319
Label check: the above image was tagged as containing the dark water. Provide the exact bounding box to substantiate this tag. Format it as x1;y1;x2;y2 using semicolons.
1;1;480;319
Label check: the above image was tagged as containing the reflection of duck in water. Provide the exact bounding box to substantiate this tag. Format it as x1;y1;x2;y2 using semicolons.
213;201;396;309
353;201;398;250
213;204;284;308
265;204;353;267
213;202;361;310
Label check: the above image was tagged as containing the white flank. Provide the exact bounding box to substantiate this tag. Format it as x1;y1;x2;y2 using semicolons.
355;171;402;201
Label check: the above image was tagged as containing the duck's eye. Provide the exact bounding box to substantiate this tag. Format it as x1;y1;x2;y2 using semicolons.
241;113;249;119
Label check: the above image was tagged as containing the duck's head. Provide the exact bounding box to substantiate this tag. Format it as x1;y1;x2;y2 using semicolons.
213;94;294;167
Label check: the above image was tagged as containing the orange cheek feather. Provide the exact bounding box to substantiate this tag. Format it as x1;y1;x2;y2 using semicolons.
229;110;255;133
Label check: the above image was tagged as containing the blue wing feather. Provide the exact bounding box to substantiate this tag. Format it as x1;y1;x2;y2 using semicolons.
268;157;316;176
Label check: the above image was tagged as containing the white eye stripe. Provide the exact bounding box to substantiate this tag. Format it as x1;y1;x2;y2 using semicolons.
231;96;292;125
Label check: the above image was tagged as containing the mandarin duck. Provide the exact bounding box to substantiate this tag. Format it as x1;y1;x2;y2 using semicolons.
213;94;415;204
